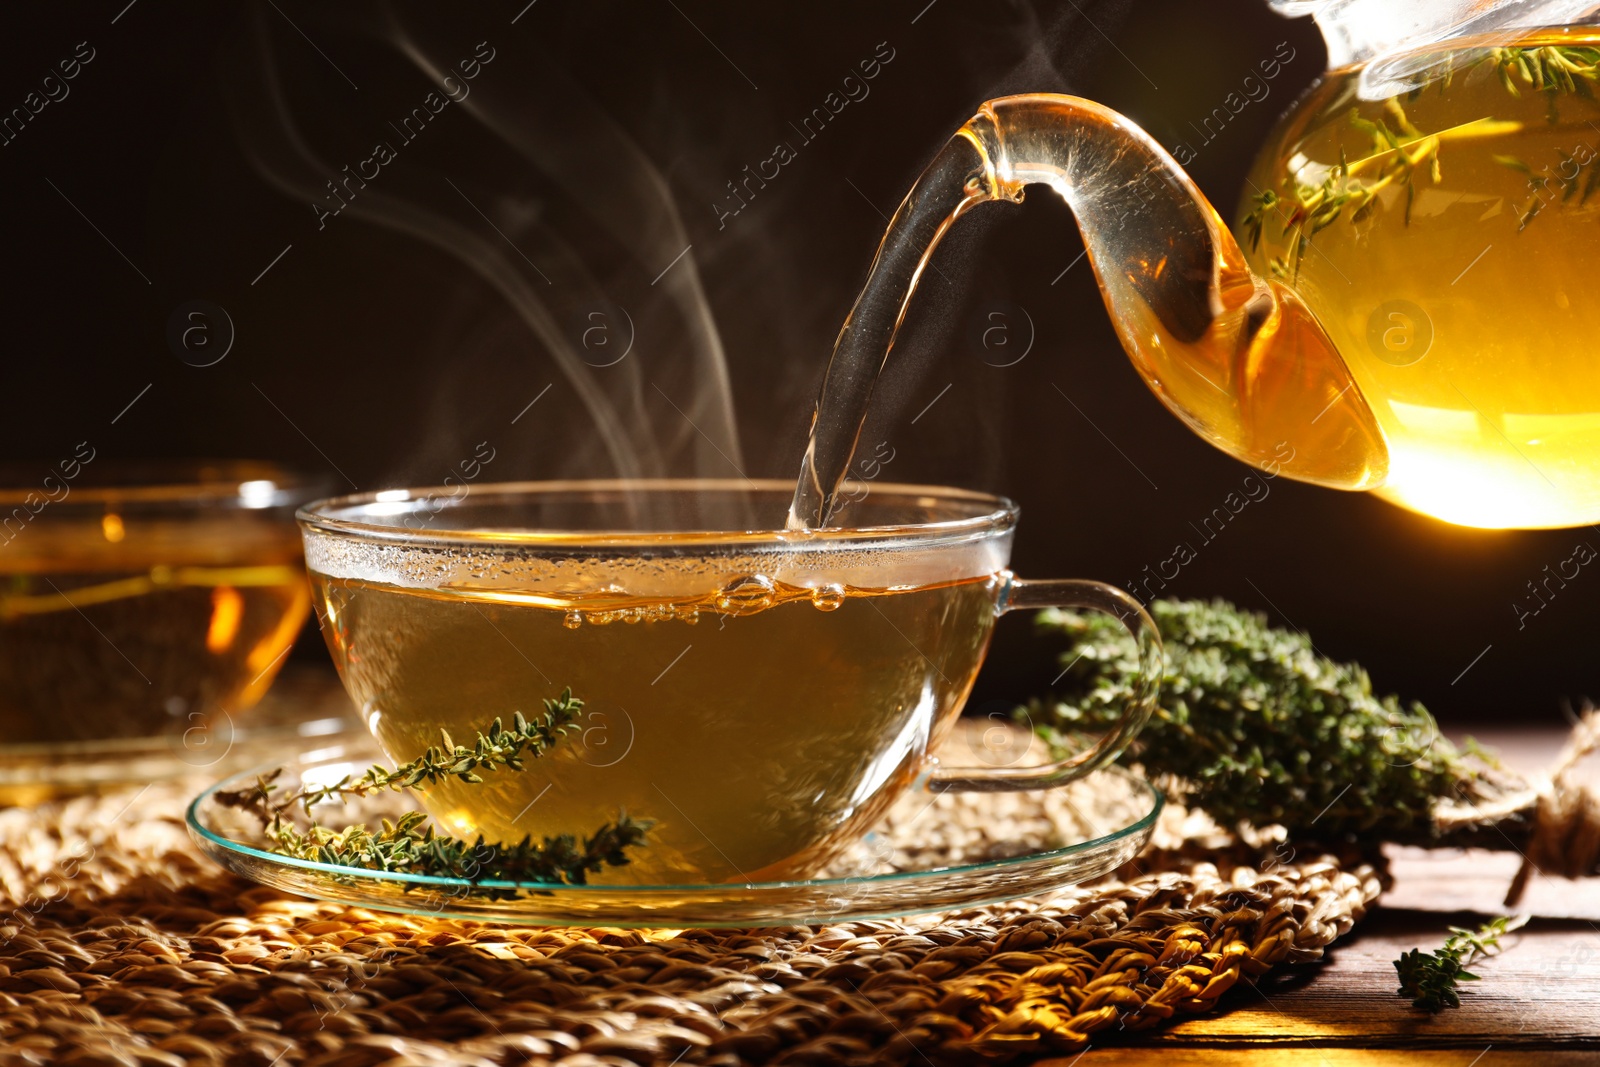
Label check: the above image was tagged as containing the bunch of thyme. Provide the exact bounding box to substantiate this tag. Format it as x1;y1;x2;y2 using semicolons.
1023;599;1517;842
217;688;649;885
1023;600;1593;1012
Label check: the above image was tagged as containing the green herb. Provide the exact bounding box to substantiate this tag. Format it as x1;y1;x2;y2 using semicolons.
1243;44;1600;279
1487;45;1600;104
1243;99;1457;279
1243;102;1506;280
1022;599;1503;839
228;688;588;822
217;688;650;885
1494;146;1600;230
1395;916;1527;1011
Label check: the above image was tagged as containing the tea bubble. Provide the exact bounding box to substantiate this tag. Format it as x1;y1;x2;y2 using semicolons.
811;584;846;611
563;610;583;629
715;574;775;615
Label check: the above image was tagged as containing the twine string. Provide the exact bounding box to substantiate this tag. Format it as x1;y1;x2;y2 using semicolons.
1505;706;1600;906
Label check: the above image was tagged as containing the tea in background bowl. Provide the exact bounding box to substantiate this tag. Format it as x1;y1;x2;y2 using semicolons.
299;480;1159;886
0;460;323;799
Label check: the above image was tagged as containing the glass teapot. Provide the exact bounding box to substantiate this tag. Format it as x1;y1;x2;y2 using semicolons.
789;0;1600;531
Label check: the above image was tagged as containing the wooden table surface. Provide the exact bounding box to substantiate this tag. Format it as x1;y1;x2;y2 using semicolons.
1075;728;1600;1065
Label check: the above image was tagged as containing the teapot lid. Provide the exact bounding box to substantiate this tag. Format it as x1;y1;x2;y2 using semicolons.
1274;0;1600;94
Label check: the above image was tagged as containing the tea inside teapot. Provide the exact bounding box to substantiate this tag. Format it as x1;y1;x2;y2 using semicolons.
1243;28;1600;528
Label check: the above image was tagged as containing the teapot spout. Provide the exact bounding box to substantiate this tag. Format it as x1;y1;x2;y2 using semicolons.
971;95;1390;490
789;94;1388;529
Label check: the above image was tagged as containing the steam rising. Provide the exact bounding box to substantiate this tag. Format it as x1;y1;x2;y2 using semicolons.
226;1;1133;529
227;3;742;514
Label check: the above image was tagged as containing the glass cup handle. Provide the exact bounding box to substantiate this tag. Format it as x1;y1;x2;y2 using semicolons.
927;575;1161;793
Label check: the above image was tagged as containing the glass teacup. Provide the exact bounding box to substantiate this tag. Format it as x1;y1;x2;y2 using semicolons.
299;480;1159;884
0;460;317;797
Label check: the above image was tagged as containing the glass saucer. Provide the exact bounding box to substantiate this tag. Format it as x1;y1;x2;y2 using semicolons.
187;733;1161;928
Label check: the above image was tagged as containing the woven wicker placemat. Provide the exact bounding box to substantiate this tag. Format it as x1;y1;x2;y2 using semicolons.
0;779;1382;1067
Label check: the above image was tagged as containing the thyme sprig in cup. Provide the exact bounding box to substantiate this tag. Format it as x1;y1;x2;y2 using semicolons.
217;689;650;885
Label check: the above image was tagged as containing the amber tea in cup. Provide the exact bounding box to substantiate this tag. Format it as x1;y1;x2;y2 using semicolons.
0;461;314;761
300;481;1158;885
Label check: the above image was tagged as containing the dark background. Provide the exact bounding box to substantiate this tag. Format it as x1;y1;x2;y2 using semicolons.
1;1;1592;729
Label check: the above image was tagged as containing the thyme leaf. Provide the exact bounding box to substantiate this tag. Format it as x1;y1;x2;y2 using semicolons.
1395;915;1527;1011
217;688;650;885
